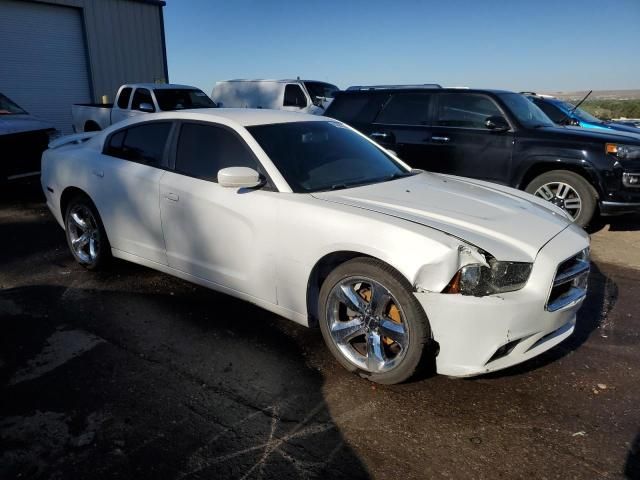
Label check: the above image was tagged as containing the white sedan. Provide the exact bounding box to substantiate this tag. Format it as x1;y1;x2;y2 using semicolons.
41;109;590;384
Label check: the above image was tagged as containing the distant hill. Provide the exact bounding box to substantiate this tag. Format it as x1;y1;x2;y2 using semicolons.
541;89;640;101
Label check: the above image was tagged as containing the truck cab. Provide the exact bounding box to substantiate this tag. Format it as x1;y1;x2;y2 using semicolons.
72;83;215;132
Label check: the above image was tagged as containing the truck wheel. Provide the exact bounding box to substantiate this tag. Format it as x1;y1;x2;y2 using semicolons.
525;170;597;227
318;257;433;384
84;121;101;132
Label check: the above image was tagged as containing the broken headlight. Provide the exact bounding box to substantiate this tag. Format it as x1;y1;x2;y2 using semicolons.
443;260;532;296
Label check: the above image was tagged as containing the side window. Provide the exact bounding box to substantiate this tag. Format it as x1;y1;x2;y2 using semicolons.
131;88;155;111
175;123;257;182
104;122;171;167
283;84;307;108
117;87;132;109
375;93;431;125
435;93;502;128
532;99;566;124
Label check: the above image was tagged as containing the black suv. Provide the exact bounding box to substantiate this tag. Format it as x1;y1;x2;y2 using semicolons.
325;86;640;226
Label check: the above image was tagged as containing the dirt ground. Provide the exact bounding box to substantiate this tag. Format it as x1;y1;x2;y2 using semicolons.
1;182;639;479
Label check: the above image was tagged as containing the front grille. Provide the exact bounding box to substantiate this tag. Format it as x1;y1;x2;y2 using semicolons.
546;249;590;312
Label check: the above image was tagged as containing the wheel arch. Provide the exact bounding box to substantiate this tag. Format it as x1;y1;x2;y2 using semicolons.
84;120;101;132
517;161;601;198
306;250;414;328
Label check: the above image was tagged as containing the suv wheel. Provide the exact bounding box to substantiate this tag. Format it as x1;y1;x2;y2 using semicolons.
525;170;597;227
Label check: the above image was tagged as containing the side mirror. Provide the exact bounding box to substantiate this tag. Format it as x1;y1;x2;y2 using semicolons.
312;96;325;108
138;102;155;113
218;167;262;188
485;115;509;132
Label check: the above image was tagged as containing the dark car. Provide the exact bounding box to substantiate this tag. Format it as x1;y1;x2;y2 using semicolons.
325;86;640;226
0;92;58;182
523;92;640;136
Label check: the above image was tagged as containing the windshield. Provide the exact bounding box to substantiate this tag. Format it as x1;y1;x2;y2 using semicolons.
0;93;27;115
499;93;555;128
247;121;412;193
153;89;216;111
303;81;340;99
557;100;601;123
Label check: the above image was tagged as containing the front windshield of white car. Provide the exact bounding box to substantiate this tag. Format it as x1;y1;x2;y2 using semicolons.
247;121;414;193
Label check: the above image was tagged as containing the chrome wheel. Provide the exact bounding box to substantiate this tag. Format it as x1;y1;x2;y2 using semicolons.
533;181;582;221
67;204;100;264
326;277;409;373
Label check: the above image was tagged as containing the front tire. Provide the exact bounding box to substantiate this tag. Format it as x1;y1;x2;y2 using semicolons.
525;170;597;228
318;257;432;384
64;194;110;270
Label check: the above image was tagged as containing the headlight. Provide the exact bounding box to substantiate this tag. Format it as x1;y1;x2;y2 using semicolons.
606;143;640;160
443;260;533;296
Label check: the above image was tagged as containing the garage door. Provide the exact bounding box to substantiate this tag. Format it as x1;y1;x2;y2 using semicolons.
0;0;91;133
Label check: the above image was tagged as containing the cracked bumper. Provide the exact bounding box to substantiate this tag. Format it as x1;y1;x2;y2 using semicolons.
414;224;590;377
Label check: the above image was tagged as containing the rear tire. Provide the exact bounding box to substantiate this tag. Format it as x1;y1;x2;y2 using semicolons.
318;257;433;384
525;170;597;228
64;194;110;270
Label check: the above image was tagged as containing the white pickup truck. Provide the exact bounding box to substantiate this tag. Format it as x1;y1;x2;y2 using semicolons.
71;83;215;132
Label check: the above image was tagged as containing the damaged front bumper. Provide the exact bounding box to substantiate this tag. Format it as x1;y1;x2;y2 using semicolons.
415;224;590;377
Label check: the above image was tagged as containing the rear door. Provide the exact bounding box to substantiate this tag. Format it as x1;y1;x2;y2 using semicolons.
368;92;434;168
426;92;514;182
113;87;156;124
94;120;173;264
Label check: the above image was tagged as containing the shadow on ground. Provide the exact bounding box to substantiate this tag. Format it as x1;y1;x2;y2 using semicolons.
0;284;370;479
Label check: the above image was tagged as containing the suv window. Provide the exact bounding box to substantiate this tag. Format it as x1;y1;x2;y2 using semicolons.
117;88;132;109
131;88;155;111
105;122;171;167
435;93;501;128
175;123;257;181
531;98;566;124
283;84;307;108
376;93;432;125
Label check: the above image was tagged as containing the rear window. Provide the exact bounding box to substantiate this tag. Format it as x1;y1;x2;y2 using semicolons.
325;93;388;123
104;122;171;167
375;93;432;125
117;88;132;109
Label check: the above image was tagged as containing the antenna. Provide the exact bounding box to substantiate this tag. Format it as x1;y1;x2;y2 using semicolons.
570;90;592;114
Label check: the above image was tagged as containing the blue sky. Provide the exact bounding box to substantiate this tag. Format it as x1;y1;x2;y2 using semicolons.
164;0;640;94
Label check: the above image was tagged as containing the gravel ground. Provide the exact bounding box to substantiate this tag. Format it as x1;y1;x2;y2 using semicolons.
1;182;639;479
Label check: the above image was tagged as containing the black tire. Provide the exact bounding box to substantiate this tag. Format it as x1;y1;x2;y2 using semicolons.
318;257;433;384
525;170;598;228
84;121;101;132
64;194;111;270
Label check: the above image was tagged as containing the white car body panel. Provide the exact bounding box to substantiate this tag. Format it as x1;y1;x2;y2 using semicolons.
41;109;590;377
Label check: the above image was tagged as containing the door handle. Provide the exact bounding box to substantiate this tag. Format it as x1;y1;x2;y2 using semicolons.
165;192;179;202
431;136;450;143
92;169;104;178
370;132;390;139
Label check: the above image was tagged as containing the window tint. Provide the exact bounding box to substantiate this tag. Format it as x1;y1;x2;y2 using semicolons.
104;122;171;167
376;93;431;125
435;94;501;128
117;88;132;109
283;84;307;108
325;92;388;123
175;123;257;182
131;88;154;111
531;99;566;124
154;89;215;110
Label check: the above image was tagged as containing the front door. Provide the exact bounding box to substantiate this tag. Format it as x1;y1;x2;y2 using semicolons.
426;92;514;183
159;121;277;302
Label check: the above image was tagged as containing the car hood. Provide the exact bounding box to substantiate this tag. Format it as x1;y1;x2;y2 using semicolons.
0;114;55;135
311;172;572;262
540;125;640;144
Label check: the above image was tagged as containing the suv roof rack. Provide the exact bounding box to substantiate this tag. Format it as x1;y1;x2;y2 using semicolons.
520;91;556;98
346;84;442;91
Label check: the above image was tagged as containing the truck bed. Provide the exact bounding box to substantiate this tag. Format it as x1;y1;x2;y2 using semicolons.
74;103;114;109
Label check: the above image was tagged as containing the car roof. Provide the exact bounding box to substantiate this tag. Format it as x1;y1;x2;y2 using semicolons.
124;83;202;90
131;108;327;127
335;87;515;95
